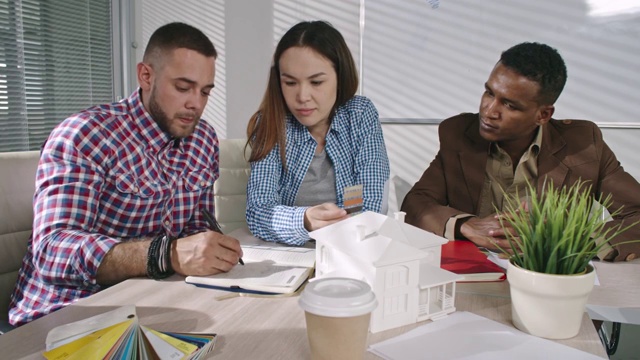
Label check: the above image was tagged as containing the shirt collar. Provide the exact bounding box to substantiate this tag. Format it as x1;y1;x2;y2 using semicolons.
530;125;543;154
329;106;347;133
487;126;543;156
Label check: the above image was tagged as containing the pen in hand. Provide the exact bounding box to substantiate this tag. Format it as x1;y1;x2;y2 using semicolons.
201;209;244;265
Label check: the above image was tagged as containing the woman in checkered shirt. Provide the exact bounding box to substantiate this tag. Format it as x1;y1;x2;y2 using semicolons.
245;21;390;246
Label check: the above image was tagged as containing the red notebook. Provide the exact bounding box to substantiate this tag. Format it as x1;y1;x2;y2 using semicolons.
441;240;506;282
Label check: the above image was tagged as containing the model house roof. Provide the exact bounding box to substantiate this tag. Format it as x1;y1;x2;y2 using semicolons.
418;263;463;288
382;217;446;248
309;212;446;266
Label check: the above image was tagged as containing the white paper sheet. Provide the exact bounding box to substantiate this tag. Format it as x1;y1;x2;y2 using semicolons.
368;312;604;360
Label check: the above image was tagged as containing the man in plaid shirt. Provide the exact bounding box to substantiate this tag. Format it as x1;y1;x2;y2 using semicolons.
9;22;243;326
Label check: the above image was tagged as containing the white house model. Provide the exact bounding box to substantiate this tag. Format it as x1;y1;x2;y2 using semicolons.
309;211;462;333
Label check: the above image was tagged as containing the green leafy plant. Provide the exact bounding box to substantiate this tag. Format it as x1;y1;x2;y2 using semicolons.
499;178;637;275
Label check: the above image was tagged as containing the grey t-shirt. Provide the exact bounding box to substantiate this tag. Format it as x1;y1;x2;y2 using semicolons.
294;149;337;207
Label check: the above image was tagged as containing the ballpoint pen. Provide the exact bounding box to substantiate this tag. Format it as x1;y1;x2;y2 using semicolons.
201;209;244;265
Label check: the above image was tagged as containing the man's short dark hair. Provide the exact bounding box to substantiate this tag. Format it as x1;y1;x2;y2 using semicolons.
500;42;567;105
143;22;217;64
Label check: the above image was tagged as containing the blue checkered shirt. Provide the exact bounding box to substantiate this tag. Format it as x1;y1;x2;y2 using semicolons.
246;96;390;245
9;89;219;326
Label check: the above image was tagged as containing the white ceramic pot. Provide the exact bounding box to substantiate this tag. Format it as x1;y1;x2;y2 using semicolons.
507;261;595;339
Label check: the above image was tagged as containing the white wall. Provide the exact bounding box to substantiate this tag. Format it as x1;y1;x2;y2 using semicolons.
362;0;640;127
225;1;274;138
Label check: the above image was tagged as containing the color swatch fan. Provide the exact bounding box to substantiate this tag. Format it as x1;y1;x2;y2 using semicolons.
43;305;217;359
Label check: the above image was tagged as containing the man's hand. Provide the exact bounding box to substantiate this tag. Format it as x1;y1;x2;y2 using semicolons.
304;203;349;232
460;214;518;254
171;230;243;276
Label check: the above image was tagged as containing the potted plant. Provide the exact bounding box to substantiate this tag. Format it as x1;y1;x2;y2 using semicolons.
498;178;637;339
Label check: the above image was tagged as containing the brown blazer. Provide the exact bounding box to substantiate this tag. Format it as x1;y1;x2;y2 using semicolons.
401;113;640;262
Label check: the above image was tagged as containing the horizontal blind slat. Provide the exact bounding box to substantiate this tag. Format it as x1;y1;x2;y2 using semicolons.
0;0;113;153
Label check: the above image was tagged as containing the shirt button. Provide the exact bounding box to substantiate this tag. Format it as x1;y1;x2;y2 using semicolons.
200;181;206;186
134;186;139;192
625;253;637;261
164;220;170;226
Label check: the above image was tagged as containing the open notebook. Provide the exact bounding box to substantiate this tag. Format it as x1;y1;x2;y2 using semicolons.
185;242;316;294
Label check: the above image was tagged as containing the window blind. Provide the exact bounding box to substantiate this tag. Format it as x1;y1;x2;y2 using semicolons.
0;0;113;152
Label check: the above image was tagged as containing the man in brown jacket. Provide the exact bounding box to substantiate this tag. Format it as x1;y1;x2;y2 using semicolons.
401;42;640;262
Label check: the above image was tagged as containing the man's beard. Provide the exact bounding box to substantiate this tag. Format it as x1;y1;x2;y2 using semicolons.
148;86;198;139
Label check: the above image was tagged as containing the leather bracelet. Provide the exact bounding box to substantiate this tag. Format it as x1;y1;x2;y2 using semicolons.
147;234;175;279
158;234;174;274
146;234;161;279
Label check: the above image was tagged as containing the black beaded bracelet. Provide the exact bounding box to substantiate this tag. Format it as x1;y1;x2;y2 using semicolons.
147;234;175;279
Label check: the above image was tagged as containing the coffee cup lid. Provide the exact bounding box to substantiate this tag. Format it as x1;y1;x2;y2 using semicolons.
298;277;377;317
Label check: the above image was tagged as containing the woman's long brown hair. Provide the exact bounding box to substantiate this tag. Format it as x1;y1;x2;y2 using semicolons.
246;21;359;167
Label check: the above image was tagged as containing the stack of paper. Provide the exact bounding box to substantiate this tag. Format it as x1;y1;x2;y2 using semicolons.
43;305;216;360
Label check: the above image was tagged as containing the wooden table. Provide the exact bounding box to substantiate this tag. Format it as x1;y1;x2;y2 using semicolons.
0;274;607;359
586;260;640;324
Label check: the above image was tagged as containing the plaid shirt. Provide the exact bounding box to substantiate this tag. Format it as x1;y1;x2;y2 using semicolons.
9;89;219;326
246;96;390;245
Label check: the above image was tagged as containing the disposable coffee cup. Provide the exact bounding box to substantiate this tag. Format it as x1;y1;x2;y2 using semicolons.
298;277;377;360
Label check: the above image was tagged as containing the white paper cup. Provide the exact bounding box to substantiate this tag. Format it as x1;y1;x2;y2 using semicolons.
299;278;377;360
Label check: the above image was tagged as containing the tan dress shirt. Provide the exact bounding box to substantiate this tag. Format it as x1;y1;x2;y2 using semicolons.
444;127;542;238
477;128;542;218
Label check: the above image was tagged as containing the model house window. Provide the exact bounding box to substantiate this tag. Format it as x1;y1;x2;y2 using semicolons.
0;0;113;153
383;294;408;315
385;266;409;288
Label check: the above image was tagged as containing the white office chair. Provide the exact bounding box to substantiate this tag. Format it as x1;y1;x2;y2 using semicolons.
0;151;40;333
214;139;251;233
392;175;412;213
